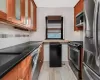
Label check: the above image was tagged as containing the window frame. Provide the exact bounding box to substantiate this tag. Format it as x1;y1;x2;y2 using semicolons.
45;16;63;40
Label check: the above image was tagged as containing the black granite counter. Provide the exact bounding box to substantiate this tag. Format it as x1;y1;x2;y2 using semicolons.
0;41;42;79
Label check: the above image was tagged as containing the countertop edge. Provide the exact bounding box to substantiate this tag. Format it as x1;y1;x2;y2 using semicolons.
0;43;42;79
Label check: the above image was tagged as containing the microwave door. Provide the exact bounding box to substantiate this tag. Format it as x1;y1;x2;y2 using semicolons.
84;0;95;38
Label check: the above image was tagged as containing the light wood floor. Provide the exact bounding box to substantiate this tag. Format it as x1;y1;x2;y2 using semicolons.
38;62;77;80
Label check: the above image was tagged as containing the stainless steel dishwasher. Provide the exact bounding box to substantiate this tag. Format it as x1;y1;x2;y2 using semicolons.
31;48;40;80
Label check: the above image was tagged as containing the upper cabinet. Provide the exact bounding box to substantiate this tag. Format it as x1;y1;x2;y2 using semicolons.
74;0;83;31
11;0;24;24
29;0;37;31
0;0;37;31
0;0;7;20
24;0;29;26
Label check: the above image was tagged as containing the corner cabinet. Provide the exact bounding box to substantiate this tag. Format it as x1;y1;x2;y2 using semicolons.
0;0;37;31
74;0;83;31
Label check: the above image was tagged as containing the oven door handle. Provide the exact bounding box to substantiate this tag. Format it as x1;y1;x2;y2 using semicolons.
71;48;79;52
84;66;94;80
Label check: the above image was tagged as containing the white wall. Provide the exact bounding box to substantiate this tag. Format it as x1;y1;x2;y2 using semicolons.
30;7;83;41
30;7;83;62
0;24;30;49
44;43;49;61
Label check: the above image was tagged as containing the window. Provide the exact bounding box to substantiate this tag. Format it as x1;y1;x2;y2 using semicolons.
46;16;63;39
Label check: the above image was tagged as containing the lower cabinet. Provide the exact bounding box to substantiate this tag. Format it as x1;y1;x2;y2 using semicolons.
1;55;32;80
18;55;32;80
2;65;18;80
38;45;44;71
24;64;32;80
1;45;44;80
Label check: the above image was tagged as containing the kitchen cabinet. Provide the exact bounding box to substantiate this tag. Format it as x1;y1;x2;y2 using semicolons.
1;55;32;80
74;0;83;31
0;0;37;31
24;0;29;26
18;55;32;80
24;63;32;80
2;65;18;80
29;0;37;31
0;0;8;20
10;0;24;24
38;45;44;71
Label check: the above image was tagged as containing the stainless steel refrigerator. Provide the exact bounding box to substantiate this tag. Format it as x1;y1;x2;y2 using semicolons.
83;0;100;79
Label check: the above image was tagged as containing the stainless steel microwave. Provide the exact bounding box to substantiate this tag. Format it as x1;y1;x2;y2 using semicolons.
76;11;84;27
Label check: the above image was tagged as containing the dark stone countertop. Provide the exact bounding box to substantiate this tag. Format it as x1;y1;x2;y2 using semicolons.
0;41;42;79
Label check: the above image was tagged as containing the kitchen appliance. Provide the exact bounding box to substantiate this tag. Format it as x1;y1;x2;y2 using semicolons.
83;0;100;79
68;41;83;79
49;42;62;67
76;11;84;27
31;48;40;80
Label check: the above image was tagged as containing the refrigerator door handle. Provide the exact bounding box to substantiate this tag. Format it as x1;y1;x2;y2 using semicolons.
93;1;100;67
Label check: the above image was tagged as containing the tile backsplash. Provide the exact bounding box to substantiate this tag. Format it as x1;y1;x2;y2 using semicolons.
0;34;29;38
0;24;30;49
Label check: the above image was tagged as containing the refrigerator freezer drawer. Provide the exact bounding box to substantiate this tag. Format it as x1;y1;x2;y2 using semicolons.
83;65;100;80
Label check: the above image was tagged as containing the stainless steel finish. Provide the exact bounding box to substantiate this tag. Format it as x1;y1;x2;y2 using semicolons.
93;0;100;67
84;0;100;79
84;50;100;76
69;47;80;70
84;0;95;38
31;49;39;80
83;64;100;80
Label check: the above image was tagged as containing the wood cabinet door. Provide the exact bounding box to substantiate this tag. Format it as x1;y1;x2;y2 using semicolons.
0;0;7;20
74;0;83;31
38;45;44;71
2;65;18;80
10;0;24;24
17;57;27;80
18;55;32;80
24;64;32;80
29;0;37;30
24;0;30;27
1;55;32;80
28;63;32;80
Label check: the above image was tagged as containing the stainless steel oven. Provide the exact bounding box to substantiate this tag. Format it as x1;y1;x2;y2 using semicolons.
69;47;80;70
68;41;83;79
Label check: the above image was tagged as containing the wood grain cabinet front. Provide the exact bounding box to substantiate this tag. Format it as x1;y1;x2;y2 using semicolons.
74;0;83;31
2;65;18;80
18;55;32;80
38;45;44;71
29;0;37;31
0;0;37;31
9;0;24;24
0;0;8;20
1;55;32;80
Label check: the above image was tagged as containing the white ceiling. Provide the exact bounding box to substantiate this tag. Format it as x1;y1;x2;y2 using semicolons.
34;0;79;7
